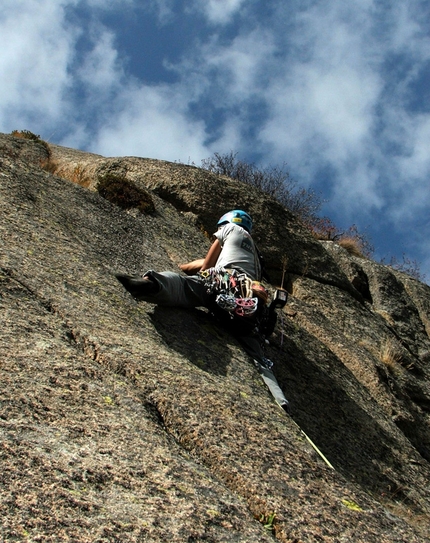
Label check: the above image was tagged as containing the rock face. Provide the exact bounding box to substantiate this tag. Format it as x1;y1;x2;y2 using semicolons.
1;132;430;542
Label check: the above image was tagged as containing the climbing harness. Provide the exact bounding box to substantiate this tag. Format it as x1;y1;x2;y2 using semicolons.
199;267;265;322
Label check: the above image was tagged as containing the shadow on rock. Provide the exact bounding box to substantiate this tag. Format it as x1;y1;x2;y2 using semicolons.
149;306;235;376
267;323;430;511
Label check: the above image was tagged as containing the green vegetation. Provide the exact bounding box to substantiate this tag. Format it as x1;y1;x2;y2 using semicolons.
257;511;277;532
96;173;155;214
341;499;363;511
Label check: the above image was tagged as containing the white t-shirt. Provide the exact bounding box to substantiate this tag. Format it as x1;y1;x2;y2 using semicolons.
214;224;261;280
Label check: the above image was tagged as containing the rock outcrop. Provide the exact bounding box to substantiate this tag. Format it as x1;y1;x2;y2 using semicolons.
1;132;430;542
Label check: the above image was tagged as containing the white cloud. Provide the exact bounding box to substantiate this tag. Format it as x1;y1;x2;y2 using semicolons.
403;117;430;180
387;3;427;52
146;0;175;23
0;0;78;128
191;0;247;25
85;0;134;6
260;64;381;161
198;29;276;101
0;0;137;140
389;114;430;222
246;0;430;225
91;84;210;162
78;28;124;92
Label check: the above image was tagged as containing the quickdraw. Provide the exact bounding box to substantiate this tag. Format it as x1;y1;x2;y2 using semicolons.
199;267;260;318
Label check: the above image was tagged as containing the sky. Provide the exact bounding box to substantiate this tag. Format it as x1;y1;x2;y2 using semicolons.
1;0;429;283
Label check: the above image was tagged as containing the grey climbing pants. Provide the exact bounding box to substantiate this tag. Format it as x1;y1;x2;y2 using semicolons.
143;270;211;308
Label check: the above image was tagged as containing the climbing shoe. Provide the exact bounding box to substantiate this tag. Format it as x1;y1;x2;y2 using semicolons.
116;274;160;299
281;401;291;415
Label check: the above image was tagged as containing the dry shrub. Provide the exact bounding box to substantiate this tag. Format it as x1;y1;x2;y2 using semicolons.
201;150;323;226
382;500;430;539
312;221;374;258
381;254;426;282
309;216;339;240
49;163;93;187
96;174;155;214
41;158;60;174
69;164;92;188
338;237;364;257
381;340;403;374
11;129;43;142
11;129;51;159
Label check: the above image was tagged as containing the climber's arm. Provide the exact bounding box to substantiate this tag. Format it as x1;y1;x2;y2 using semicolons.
179;259;205;275
200;239;222;271
179;239;222;275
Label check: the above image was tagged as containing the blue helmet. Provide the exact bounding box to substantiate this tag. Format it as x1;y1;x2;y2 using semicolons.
217;210;253;233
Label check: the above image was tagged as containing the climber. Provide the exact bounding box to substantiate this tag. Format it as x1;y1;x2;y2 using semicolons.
116;209;290;413
117;210;256;302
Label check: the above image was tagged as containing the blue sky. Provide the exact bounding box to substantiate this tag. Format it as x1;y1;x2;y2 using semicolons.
1;0;429;283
